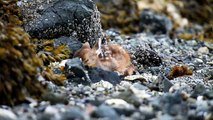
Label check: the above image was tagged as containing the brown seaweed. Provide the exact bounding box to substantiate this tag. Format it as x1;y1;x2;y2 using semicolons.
0;0;46;106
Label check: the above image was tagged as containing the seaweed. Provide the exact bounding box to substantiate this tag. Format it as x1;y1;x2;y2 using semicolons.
167;65;193;80
36;39;71;65
0;0;46;105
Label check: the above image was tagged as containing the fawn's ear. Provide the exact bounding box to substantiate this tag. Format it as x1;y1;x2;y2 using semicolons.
74;42;90;57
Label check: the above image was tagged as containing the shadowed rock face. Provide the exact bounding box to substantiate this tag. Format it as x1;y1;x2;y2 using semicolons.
24;0;102;46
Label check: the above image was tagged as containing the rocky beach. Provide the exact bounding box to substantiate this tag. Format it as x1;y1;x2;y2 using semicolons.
0;0;212;120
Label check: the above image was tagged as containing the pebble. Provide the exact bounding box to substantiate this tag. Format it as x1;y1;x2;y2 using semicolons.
204;42;213;49
44;106;59;115
197;47;209;55
131;83;148;90
105;99;135;116
130;83;151;99
91;80;114;89
9;31;212;119
96;87;105;92
196;97;209;112
119;81;132;88
124;75;147;82
92;104;120;119
0;108;17;120
61;107;90;120
158;114;174;120
105;99;135;110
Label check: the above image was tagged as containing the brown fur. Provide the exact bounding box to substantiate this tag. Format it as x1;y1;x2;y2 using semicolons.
74;42;134;76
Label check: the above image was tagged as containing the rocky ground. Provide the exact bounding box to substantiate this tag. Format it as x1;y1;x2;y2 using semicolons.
0;0;213;120
1;31;212;120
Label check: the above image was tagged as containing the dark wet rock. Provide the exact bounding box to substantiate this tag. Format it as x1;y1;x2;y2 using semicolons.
64;58;121;85
139;9;173;34
92;104;120;119
88;67;121;85
135;48;162;68
54;36;82;53
61;107;89;120
24;0;101;46
64;58;91;85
